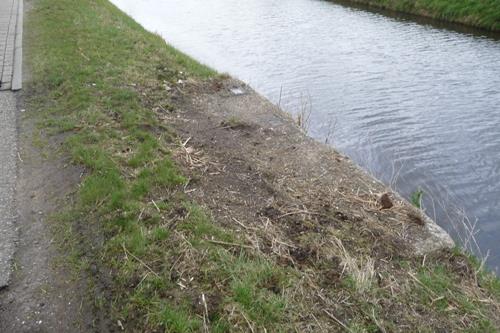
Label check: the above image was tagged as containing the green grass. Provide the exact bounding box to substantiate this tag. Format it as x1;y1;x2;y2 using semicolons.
336;0;500;31
158;306;202;333
26;0;296;330
26;0;500;331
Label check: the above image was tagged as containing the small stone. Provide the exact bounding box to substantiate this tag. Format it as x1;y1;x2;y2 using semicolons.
230;87;244;95
379;192;393;209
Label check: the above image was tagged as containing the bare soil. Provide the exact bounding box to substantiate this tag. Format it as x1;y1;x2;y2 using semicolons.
0;93;98;332
127;76;495;331
159;77;452;264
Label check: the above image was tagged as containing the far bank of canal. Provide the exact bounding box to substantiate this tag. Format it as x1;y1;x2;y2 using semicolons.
112;0;500;272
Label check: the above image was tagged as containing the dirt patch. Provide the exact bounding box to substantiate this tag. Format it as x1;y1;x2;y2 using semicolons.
160;77;452;264
0;94;100;332
138;77;495;331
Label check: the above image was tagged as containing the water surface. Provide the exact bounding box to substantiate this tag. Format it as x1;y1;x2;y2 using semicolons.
111;0;500;272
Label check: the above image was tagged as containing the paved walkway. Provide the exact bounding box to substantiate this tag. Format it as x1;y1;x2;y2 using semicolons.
0;0;17;90
0;0;21;288
0;92;17;288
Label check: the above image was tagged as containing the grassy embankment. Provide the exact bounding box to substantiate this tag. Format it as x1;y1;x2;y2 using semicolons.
335;0;500;31
27;0;500;331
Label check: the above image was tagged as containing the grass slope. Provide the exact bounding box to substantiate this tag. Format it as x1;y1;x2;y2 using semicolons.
335;0;500;31
26;0;500;331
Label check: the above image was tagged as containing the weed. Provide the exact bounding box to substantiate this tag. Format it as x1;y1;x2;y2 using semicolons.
220;116;248;130
410;188;424;209
333;237;375;293
158;305;202;333
296;91;313;133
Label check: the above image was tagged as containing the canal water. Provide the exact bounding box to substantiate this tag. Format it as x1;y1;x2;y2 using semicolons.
111;0;500;272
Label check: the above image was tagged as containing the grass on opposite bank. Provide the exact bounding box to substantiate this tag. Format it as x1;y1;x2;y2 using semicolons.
335;0;500;31
26;0;500;331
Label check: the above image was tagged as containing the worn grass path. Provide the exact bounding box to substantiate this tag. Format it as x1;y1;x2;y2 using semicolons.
0;0;21;289
0;1;99;331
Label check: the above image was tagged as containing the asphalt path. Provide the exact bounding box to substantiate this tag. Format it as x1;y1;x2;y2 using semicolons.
0;0;21;288
0;91;17;288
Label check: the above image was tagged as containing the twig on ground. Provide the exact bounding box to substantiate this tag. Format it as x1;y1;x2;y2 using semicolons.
277;210;320;219
151;199;160;212
407;272;436;296
274;238;297;249
323;309;352;332
202;293;210;333
205;239;253;249
233;217;259;231
137;208;145;222
241;311;255;333
181;137;191;147
370;308;387;333
122;243;160;277
311;313;326;332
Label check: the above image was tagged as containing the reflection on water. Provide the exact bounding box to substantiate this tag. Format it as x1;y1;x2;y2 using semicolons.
111;0;500;272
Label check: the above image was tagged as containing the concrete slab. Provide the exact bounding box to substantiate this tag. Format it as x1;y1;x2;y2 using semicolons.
12;0;22;90
0;0;19;91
